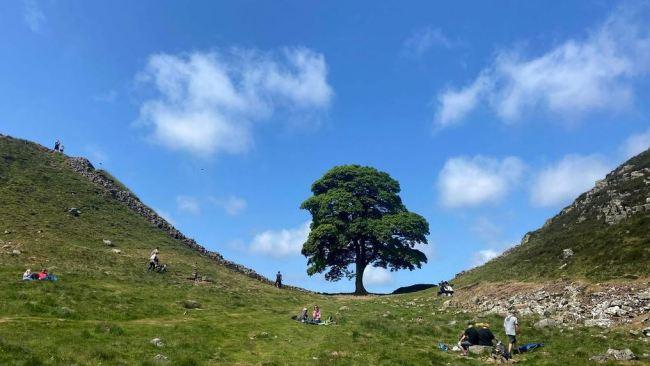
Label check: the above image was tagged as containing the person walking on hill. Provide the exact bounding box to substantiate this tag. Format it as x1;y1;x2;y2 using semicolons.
54;139;60;151
275;271;282;288
504;311;519;355
148;247;159;272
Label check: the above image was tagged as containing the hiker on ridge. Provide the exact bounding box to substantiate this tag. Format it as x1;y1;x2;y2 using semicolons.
504;311;520;355
54;140;60;151
275;271;282;288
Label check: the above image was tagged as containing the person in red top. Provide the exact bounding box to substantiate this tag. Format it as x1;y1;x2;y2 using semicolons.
37;269;48;280
312;305;321;323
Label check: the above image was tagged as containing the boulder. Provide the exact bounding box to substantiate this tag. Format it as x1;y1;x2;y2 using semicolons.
468;345;492;355
150;338;164;348
11;249;21;256
152;354;169;364
584;319;612;328
562;248;574;259
534;318;559;329
590;348;636;362
183;300;201;309
643;327;650;337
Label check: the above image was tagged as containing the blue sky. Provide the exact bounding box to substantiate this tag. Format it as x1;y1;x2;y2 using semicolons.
2;1;650;293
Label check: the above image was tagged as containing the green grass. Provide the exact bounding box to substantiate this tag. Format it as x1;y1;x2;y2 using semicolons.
1;135;648;365
454;150;650;287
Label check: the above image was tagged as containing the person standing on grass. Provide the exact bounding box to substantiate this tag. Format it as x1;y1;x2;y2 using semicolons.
148;247;159;271
275;271;282;288
504;311;519;355
54;139;60;151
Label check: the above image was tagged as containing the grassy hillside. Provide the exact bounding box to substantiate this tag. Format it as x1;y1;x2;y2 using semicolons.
0;135;647;365
454;150;650;287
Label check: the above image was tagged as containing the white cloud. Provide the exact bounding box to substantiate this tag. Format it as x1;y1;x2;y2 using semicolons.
249;221;310;258
472;249;499;266
438;156;526;207
23;0;45;33
435;4;650;127
403;27;453;58
364;266;393;285
137;48;332;157
208;195;247;216
621;129;650;159
530;154;610;207
471;217;503;245
176;195;201;215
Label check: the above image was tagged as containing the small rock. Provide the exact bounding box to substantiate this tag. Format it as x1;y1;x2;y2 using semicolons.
150;338;164;348
468;345;492;355
183;300;201;309
590;348;636;362
585;319;613;328
562;248;574;259
643;327;650;337
68;208;81;217
338;306;349;311
103;239;114;246
638;291;650;301
11;249;21;256
152;354;168;363
534;318;559;329
111;248;121;254
3;230;10;234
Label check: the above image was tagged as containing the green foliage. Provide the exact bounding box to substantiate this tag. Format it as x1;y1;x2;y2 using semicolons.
301;165;429;294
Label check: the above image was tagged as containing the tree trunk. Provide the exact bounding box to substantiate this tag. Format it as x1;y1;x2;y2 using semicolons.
354;260;368;295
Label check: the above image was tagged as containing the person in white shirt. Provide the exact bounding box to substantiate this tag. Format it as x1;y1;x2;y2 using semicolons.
503;311;519;355
148;247;159;271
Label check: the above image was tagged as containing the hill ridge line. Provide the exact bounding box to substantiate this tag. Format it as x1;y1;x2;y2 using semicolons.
0;133;309;292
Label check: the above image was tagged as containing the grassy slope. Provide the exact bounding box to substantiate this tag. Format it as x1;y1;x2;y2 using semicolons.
0;136;647;365
454;151;650;287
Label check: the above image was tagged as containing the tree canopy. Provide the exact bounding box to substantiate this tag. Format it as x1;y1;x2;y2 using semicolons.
300;165;430;294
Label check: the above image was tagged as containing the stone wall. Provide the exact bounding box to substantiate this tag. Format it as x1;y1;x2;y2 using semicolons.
66;156;308;292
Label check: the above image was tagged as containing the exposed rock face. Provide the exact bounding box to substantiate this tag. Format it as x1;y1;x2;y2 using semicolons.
446;282;650;328
549;160;650;227
66;157;307;292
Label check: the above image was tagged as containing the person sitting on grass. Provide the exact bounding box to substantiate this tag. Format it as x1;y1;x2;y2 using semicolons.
293;307;308;322
312;305;321;324
477;323;496;346
22;269;33;281
458;321;479;355
37;269;48;280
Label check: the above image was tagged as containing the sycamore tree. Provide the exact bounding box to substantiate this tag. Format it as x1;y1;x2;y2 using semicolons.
300;165;429;294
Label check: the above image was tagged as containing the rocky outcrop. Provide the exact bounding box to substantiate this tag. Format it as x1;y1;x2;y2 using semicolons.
445;282;650;328
66;156;308;292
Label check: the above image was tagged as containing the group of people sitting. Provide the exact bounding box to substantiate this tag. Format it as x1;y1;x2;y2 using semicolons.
53;139;65;153
457;312;521;359
22;268;58;281
292;305;333;325
438;281;454;296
